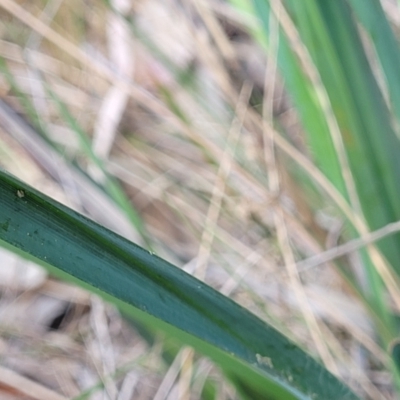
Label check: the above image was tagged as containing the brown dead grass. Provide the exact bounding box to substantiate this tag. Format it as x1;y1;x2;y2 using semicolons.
0;0;397;399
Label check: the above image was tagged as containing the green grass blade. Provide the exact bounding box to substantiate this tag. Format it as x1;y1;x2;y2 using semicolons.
283;0;400;275
348;0;400;126
250;0;348;198
0;169;359;400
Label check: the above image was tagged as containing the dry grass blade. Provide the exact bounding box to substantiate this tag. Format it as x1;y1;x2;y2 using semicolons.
0;366;69;400
297;220;400;274
194;82;252;280
92;0;133;161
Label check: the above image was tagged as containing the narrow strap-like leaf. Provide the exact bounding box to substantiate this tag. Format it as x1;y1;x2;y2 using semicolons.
0;170;359;399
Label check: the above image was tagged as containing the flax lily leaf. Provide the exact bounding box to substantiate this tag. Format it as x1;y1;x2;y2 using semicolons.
0;170;358;399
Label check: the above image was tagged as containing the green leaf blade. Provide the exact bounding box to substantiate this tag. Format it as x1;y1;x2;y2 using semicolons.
0;170;359;399
287;0;400;272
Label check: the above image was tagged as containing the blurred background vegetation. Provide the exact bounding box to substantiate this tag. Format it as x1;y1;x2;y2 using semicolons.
1;0;400;399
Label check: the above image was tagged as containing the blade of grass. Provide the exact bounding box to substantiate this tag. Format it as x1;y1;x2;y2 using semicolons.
248;0;348;199
0;169;359;399
348;0;400;128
